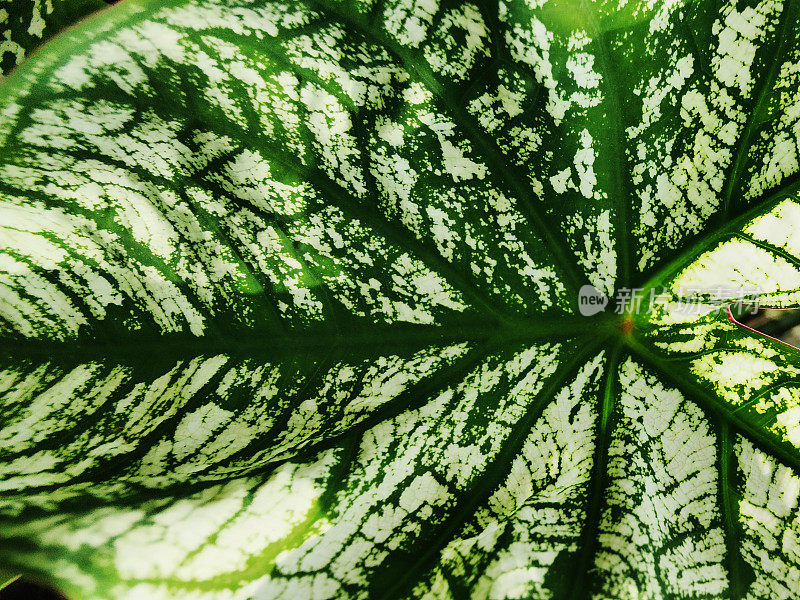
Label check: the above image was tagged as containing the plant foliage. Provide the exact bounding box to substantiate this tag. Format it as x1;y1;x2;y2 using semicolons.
1;0;800;598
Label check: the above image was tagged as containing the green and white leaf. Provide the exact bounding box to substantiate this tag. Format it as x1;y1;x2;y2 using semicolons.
1;0;800;598
0;0;110;76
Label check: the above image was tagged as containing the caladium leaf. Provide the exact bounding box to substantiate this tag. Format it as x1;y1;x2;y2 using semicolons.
1;0;800;599
0;0;111;76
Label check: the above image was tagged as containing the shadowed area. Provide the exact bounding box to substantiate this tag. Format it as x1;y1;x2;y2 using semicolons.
732;305;800;348
0;578;66;600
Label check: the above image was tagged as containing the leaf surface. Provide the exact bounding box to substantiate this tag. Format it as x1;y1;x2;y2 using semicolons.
2;0;800;599
0;0;111;76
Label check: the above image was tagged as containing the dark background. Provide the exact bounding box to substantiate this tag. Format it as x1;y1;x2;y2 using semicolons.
0;579;67;600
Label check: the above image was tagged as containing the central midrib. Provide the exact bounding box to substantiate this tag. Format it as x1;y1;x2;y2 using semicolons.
0;313;608;362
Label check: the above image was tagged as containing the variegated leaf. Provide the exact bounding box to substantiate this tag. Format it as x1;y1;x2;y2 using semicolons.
2;0;800;599
0;0;110;76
